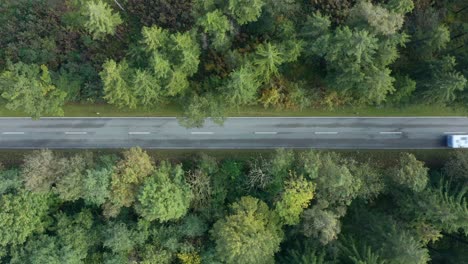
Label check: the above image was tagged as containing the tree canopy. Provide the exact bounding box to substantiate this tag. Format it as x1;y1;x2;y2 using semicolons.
0;0;466;123
0;149;466;263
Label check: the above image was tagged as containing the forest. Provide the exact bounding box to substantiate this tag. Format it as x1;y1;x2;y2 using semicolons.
0;148;466;263
0;0;467;124
0;1;467;263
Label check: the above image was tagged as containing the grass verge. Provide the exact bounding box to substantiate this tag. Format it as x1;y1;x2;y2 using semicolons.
0;103;466;117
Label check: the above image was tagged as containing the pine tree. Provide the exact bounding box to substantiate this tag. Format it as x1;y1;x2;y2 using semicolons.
84;0;123;40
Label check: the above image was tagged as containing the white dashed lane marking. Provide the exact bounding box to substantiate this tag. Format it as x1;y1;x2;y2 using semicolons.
254;132;278;135
129;132;150;135
65;132;87;135
315;132;338;135
2;132;25;135
191;132;214;135
379;131;402;134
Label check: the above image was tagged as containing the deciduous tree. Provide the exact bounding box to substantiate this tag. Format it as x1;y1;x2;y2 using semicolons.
22;150;61;193
0;191;50;247
275;176;315;225
105;147;154;217
136;162;192;222
302;206;342;245
211;196;283;264
82;167;112;206
388;153;428;192
54;154;91;202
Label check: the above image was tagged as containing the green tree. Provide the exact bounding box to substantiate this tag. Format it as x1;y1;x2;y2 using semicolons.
278;240;326;264
132;69;163;108
352;161;385;201
386;0;414;14
301;13;332;45
302;206;342;245
339;237;388;264
345;209;430;264
54;154;91;202
298;151;362;208
82;167;112;206
178;94;226;128
173;32;200;77
443;151;468;183
0;191;50;247
10;235;61;264
390;75;417;103
310;26;395;104
136;161;192;222
254;42;284;83
53;210;96;263
0;62;66;119
0;167;21;195
211;196;283;264
348;0;405;36
84;0;123;40
422;56;467;104
186;169;212;211
11;211;98;264
22;150;61;193
105;147;154;217
141;25;169;52
103;222;138;254
228;0;264;25
389;153;428;192
142;25;200;96
275;176;315;225
267;148;295;194
226;64;261;106
100;60;136;109
400;181;468;235
198;10;232;51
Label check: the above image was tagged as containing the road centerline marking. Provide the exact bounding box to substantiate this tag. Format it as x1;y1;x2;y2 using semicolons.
65;131;87;135
128;132;150;135
379;131;402;134
254;131;277;135
314;132;338;135
191;132;214;135
2;132;25;135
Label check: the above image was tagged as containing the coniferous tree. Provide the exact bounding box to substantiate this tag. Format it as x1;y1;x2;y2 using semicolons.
84;0;122;40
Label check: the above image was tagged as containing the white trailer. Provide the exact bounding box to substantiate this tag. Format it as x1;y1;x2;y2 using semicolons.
447;135;468;148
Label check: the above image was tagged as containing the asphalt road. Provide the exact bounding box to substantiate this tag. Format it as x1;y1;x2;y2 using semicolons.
0;117;467;149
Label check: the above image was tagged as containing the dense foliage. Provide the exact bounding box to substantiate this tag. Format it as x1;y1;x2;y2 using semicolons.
0;148;466;263
0;0;466;125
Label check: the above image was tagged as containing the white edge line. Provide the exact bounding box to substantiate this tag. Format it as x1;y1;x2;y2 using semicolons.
65;132;87;135
0;146;450;150
0;116;466;119
254;132;278;135
2;132;25;135
191;132;214;135
129;132;150;135
444;132;466;134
